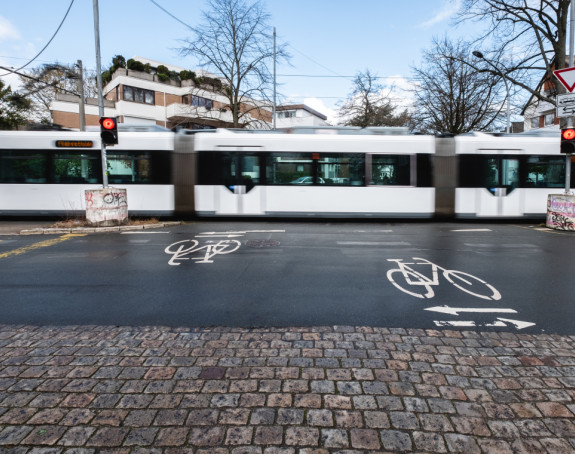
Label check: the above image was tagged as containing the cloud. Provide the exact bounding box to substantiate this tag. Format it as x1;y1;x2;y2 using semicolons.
0;16;21;41
420;0;462;28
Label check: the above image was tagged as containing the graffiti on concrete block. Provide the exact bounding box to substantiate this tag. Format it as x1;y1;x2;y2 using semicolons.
103;192;128;207
85;188;128;226
547;195;575;231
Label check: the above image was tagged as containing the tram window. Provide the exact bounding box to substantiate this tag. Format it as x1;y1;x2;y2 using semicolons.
485;157;519;191
197;152;238;186
319;154;364;185
241;155;260;184
0;151;47;183
107;151;153;184
525;156;564;188
53;152;99;184
371;155;410;185
267;153;313;184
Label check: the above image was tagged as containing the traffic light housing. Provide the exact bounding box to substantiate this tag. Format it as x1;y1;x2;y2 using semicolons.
561;128;575;154
100;117;118;145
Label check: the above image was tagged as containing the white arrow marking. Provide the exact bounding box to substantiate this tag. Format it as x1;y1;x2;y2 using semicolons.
434;318;535;330
425;305;517;316
496;318;536;330
434;321;477;327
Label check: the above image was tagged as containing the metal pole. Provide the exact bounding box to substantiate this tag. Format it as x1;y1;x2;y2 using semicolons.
273;27;276;130
566;0;574;194
77;60;85;131
93;0;108;187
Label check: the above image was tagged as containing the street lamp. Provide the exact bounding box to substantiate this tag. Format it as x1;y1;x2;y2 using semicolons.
473;50;511;133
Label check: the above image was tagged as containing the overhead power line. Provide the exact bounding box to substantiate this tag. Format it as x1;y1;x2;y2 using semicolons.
149;0;194;30
0;0;75;78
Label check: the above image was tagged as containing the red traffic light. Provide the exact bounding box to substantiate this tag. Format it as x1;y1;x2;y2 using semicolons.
99;117;118;145
100;117;116;130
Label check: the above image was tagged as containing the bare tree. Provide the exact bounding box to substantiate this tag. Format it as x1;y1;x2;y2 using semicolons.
410;38;505;134
337;70;410;128
456;0;571;106
19;62;97;124
180;0;289;128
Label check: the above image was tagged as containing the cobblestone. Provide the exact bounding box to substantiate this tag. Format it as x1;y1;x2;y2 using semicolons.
1;325;575;451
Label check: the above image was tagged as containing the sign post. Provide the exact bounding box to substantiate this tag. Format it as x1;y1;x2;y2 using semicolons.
548;2;575;230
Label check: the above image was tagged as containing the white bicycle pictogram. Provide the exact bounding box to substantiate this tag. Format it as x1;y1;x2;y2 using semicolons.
386;257;501;300
165;239;241;265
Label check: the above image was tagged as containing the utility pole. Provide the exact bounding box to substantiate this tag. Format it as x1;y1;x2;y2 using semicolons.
93;0;108;187
77;60;85;131
273;27;277;130
566;0;574;194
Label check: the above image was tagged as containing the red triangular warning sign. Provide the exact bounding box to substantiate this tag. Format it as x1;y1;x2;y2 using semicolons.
554;67;575;92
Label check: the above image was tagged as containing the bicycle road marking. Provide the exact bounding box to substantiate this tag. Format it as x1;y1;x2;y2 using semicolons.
165;239;242;265
0;234;87;261
386;257;502;300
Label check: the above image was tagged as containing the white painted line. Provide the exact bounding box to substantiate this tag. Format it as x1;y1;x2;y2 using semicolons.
195;234;245;238
337;241;410;246
200;230;285;234
464;243;538;248
425;306;517;316
451;229;492;232
121;231;171;234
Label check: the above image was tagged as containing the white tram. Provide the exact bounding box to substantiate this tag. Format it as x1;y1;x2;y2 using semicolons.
0;130;174;217
0;127;571;219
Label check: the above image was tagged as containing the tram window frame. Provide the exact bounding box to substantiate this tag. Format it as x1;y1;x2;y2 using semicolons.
52;151;100;184
317;153;365;186
369;154;412;186
266;153;315;185
524;155;565;188
106;150;170;184
459;154;522;193
0;150;48;183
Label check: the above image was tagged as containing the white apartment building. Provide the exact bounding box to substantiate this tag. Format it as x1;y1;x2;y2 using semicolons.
50;57;328;130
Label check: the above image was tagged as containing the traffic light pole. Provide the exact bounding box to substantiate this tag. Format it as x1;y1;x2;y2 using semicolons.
566;0;574;195
93;0;108;188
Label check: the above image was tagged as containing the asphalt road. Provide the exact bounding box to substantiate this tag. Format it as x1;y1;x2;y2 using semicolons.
0;221;573;334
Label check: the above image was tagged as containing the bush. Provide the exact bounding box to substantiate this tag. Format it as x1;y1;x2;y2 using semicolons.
180;70;196;80
157;65;169;75
127;59;146;72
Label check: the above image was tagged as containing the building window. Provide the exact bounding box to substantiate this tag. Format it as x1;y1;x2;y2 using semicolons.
544;113;555;126
531;117;539;129
278;110;296;119
123;86;155;105
182;95;213;109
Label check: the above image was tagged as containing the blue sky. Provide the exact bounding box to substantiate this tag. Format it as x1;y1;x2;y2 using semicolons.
0;0;473;123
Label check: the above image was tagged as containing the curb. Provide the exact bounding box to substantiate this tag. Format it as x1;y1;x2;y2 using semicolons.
19;221;183;235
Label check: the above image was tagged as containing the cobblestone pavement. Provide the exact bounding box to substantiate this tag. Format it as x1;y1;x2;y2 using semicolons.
0;325;575;453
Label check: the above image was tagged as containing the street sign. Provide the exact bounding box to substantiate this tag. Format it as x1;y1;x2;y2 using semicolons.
556;93;575;118
554;67;575;92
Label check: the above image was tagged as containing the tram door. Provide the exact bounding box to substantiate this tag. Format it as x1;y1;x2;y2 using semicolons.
479;156;522;216
216;148;264;215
